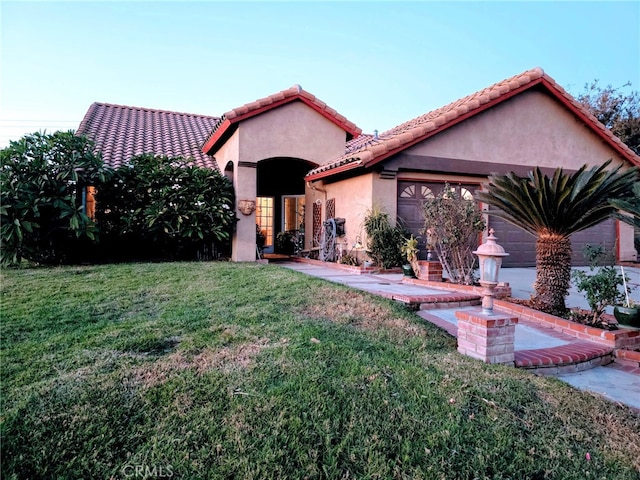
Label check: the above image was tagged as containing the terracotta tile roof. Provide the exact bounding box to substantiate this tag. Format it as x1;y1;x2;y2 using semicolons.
202;84;362;155
306;67;640;181
76;102;220;170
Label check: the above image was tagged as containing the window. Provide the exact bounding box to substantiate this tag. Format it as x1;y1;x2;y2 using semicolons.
400;184;434;199
85;186;96;219
283;196;305;232
256;197;274;247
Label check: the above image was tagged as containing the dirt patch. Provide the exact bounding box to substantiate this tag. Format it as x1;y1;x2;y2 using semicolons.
192;338;271;374
302;286;423;337
128;338;275;389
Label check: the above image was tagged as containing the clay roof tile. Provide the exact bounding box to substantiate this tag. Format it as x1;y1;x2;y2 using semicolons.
76;102;220;170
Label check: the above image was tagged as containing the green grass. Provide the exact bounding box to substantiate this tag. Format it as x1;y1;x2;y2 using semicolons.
1;261;639;479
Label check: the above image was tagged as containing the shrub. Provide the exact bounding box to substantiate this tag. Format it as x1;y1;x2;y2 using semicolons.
275;230;297;255
571;244;628;326
338;253;359;266
400;234;420;276
0;131;111;266
421;184;485;285
256;224;267;253
95;154;236;261
363;206;405;269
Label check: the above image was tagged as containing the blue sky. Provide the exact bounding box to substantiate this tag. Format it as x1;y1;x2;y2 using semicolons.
1;1;639;147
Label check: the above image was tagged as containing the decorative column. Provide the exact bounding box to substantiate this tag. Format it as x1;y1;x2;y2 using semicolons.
232;161;258;262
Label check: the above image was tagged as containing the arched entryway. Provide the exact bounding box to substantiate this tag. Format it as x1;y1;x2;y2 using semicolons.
256;157;315;254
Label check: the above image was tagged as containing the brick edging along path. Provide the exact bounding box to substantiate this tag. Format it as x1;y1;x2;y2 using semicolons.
404;274;640;351
286;256;640;369
494;299;640;351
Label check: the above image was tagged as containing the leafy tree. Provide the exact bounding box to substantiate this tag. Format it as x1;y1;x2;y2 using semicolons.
476;161;637;317
421;184;485;285
576;80;640;155
95;154;237;261
0;131;110;265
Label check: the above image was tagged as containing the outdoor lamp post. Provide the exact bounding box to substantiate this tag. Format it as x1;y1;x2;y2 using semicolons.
473;229;509;315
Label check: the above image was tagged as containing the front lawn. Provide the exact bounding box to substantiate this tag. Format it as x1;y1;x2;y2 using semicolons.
1;262;639;479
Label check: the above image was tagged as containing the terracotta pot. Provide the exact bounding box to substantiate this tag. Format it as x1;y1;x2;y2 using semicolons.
613;306;640;328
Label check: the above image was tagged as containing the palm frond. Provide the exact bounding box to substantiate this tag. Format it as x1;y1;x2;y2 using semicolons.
610;181;640;229
476;160;638;236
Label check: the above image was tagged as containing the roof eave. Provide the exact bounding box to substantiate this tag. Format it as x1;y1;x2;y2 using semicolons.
305;160;363;182
201;118;233;155
318;75;639;178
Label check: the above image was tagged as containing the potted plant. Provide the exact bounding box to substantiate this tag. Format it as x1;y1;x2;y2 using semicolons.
613;265;640;327
400;234;419;277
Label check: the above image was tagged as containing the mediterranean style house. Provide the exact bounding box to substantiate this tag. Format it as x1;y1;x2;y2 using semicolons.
77;67;640;266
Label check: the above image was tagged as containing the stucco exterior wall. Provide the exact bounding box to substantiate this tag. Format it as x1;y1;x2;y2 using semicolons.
212;130;258;261
240;102;347;165
307;175;373;252
406;90;628;169
396;91;636;262
306;173;401;258
210;101;352;261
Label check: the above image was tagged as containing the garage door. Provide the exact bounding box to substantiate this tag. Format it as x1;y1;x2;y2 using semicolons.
398;180;617;266
487;208;617;267
397;181;480;258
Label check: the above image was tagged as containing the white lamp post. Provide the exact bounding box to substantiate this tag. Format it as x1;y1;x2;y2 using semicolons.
473;229;509;315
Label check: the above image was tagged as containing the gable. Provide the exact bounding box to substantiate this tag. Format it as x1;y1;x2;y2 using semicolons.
306;67;640;181
202;85;362;156
404;89;629;171
237;101;351;165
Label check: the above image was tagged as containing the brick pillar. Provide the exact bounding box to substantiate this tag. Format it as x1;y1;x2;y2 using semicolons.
417;261;442;282
455;309;518;365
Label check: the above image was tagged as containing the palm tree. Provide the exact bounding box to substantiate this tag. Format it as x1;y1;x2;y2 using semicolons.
475;160;637;316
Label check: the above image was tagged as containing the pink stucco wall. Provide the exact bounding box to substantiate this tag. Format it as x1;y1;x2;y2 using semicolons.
210;101;349;261
311;90;636;262
406;90;628;169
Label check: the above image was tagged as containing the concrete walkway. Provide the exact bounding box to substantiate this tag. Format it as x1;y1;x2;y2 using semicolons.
279;261;640;411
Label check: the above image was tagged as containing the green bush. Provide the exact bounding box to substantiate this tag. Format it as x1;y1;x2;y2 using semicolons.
363;206;405;269
275;231;297;254
571;244;628;326
95;154;237;261
0;131;111;265
0;132;237;265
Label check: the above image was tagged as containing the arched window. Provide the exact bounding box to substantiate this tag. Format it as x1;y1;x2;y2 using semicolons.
224;161;234;182
399;184;415;198
400;184;434;199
